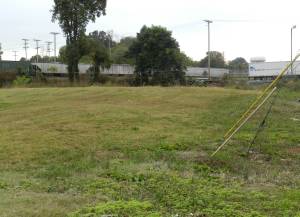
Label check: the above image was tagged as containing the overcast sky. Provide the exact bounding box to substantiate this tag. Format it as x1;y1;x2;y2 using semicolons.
1;0;300;62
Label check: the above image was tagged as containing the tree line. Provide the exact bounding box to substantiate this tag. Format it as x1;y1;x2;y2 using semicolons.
36;0;248;85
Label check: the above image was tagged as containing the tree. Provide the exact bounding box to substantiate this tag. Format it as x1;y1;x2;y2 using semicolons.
198;51;227;68
128;25;186;86
30;55;42;63
228;57;249;73
58;46;67;63
52;0;107;82
89;30;116;49
111;37;136;65
180;52;198;67
85;37;111;82
29;55;57;63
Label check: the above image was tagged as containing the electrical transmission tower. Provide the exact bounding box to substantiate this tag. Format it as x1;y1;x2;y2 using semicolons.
13;51;18;61
33;39;41;63
50;32;59;62
22;39;30;60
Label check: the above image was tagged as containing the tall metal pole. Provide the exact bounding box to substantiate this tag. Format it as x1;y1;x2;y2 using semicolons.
291;25;296;75
22;39;29;60
33;39;41;63
50;32;59;62
204;20;213;80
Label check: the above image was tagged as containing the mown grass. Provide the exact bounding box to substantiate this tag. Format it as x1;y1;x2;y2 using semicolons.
0;86;299;217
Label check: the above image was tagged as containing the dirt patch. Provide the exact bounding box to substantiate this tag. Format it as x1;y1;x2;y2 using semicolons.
287;147;300;154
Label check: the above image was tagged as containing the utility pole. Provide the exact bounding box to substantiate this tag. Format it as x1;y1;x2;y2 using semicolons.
33;39;41;63
50;32;59;62
291;25;296;75
46;41;52;57
22;39;29;60
13;51;18;61
204;20;213;80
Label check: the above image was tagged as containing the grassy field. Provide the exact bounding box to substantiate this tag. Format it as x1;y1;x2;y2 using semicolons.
0;86;299;217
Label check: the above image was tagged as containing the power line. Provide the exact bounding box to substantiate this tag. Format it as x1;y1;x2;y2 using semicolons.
22;39;29;60
212;19;260;23
50;32;59;62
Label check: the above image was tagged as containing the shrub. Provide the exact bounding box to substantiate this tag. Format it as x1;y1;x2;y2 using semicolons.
0;181;8;189
13;76;32;87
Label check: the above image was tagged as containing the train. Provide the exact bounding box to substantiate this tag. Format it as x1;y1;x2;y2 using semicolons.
0;60;38;76
3;60;299;81
0;61;230;79
249;58;300;80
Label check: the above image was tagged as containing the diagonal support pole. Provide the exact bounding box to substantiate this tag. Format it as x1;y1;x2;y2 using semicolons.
224;53;300;140
211;87;278;157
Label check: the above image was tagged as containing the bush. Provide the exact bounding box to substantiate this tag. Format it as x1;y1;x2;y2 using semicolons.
13;76;32;87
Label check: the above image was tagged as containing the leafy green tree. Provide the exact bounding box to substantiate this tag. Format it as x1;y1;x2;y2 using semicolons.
198;51;227;68
180;52;198;67
111;37;136;65
89;30;116;49
52;0;107;82
128;25;186;86
30;55;42;63
58;46;67;63
86;38;111;82
29;55;57;63
59;35;111;77
228;57;249;73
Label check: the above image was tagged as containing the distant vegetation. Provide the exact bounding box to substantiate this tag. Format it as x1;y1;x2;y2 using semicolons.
128;25;186;86
52;0;107;82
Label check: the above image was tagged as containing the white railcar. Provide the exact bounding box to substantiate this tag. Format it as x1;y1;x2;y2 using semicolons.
249;61;300;79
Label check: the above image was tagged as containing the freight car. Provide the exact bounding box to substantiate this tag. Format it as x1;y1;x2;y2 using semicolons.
0;61;38;76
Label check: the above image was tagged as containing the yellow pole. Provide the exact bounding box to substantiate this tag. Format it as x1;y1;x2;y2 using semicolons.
212;87;277;157
224;53;300;139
